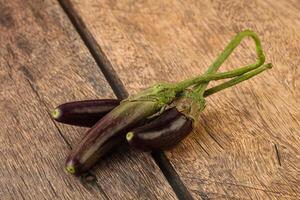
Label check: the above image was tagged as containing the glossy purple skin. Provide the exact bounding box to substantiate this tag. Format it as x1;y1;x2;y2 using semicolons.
53;99;120;127
127;108;193;152
66;100;160;175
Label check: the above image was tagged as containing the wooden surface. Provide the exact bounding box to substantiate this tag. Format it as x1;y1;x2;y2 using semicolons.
0;0;178;199
66;0;300;199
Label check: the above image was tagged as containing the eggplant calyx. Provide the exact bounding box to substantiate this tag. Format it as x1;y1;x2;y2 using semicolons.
172;90;205;121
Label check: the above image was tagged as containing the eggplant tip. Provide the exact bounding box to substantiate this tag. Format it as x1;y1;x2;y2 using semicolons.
52;108;61;119
126;132;134;142
66;165;76;174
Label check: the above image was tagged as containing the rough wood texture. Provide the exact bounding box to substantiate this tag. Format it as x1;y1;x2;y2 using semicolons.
0;0;178;199
67;0;300;199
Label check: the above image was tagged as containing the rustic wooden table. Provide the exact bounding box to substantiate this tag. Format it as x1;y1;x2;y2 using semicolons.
1;0;299;199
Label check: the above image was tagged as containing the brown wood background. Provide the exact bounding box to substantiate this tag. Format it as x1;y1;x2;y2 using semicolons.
1;0;299;199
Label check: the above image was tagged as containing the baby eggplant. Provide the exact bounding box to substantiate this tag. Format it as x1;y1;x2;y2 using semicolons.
52;99;120;127
126;108;193;151
65;100;162;175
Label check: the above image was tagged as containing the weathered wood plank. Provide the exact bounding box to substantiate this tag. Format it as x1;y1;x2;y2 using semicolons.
66;0;300;199
0;0;177;199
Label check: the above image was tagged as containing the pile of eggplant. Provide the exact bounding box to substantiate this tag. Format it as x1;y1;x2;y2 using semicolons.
52;30;272;175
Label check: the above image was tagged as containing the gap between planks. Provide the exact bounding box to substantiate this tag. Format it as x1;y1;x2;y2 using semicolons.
58;0;194;199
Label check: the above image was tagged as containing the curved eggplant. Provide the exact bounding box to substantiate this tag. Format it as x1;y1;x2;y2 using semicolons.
52;99;120;127
126;108;193;151
65;100;161;175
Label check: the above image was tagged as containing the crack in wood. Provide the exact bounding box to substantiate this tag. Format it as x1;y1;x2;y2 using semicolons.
199;115;225;150
187;176;300;198
194;139;210;156
5;60;13;80
152;151;194;200
274;144;282;166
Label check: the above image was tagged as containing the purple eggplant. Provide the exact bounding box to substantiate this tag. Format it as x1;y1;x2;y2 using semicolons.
52;99;120;127
126;108;193;151
65;100;162;175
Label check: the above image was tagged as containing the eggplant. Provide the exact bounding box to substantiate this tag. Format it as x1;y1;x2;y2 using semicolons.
52;99;120;127
126;108;193;151
65;100;162;175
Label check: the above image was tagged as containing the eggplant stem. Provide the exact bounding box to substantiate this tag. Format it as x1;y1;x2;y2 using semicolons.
203;63;272;97
174;61;267;92
193;30;265;95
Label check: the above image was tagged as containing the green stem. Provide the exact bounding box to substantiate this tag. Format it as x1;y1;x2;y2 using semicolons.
174;61;266;92
195;30;265;96
203;63;272;97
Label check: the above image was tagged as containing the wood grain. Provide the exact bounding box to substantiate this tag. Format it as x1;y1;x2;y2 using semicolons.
66;0;300;199
0;0;177;199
